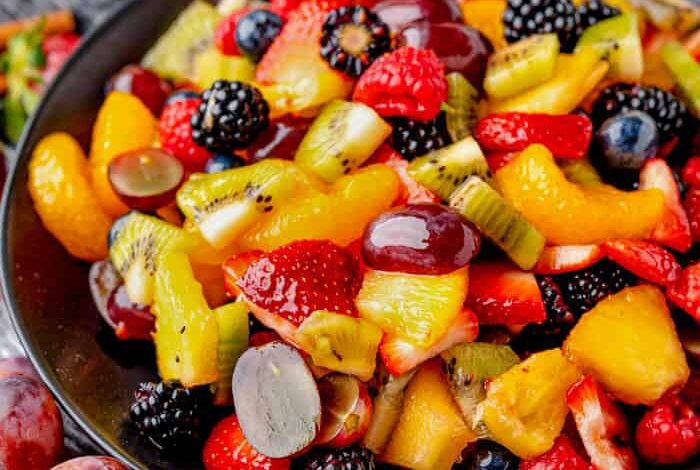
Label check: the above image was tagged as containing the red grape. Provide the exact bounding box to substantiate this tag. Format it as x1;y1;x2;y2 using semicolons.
247;118;310;163
362;203;481;274
317;374;372;448
107;285;155;341
106;64;172;116
51;457;129;470
372;0;463;32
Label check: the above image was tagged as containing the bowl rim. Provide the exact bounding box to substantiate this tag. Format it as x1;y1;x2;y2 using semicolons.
0;0;146;467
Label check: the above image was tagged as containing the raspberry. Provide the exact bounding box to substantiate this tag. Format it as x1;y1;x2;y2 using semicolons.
353;46;448;121
684;188;700;242
159;98;211;170
520;435;591;470
635;397;700;465
682;156;700;189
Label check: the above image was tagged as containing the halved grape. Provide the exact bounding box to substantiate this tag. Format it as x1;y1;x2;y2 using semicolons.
317;374;373;448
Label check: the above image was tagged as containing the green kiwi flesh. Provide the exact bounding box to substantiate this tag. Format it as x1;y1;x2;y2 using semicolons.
444;72;480;141
662;41;700;117
294;100;392;183
213;300;250;406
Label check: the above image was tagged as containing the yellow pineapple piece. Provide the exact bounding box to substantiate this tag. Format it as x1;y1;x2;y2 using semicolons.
564;285;689;405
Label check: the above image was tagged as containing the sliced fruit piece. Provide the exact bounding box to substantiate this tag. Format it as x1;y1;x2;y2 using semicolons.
564;285;689;405
560;158;603;186
467;261;547;325
232;342;321;458
380;308;479;376
240;164;399;251
662;41;700;116
192;262;229;308
407;137;490;202
576;13;643;82
383;361;475;470
109;212;190;305
667;261;700;321
213;300;249;406
356;268;468;348
185;222;241;267
153;251;218;387
639;158;692;252
494;144;665;245
480;348;580;459
520;434;593;470
294;100;391;182
567;375;638;470
368;145;440;205
193;47;255;89
176;159;321;249
293;311;382;381
142;0;220;83
28;133;113;262
316;374;372;448
534;244;604;274
441;342;520;434
461;0;507;50
444;72;479;141
450;176;546;269
484;34;560;100
602;240;681;286
222;249;264;297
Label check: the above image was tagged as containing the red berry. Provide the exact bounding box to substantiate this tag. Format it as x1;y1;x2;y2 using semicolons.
666;261;700;322
486;151;519;172
223;250;265;297
683;188;700;242
367;145;439;204
353;46;447;121
41;32;80;83
602;240;682;287
269;0;307;17
682;156;700;189
159;98;211;170
520;435;592;470
533;245;603;275
215;7;252;56
636;396;700;465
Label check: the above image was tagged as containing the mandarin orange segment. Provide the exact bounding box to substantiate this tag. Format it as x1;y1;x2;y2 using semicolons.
461;0;508;50
493;145;665;245
89;91;158;217
28;133;113;262
240;164;399;251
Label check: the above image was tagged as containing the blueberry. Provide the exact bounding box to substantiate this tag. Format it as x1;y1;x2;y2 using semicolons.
164;89;200;106
235;9;283;62
464;441;518;470
596;110;659;171
205;154;246;173
108;212;132;248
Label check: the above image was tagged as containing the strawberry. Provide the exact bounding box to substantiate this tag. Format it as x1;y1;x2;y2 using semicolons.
520;435;592;470
223;250;265;297
203;414;290;470
602;240;682;287
486;151;519;173
666;261;700;321
368;145;439;205
683;188;700;242
474;113;593;159
566;375;638;470
639;158;692;252
159;98;211;170
353;46;448;121
214;7;252;56
380;308;479;376
237;240;361;341
466;261;546;325
681;156;700;189
533;245;603;275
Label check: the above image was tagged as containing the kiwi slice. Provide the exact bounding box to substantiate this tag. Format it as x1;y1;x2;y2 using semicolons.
213;300;250;406
449;176;546;269
661;41;700;117
444;73;480;141
484;34;560;100
141;1;220;83
441;343;520;435
109;212;190;306
294;100;392;183
407;137;490;202
576;13;643;82
176;159;319;249
560;158;603;186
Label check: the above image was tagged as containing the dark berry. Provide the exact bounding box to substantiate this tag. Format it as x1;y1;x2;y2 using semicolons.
591;83;690;144
502;0;580;52
553;259;637;316
191;80;270;154
461;440;519;470
298;446;376;470
575;0;621;38
165;89;200;106
320;6;392;77
129;381;211;451
595;110;659;171
204;154;246;173
236;9;284;62
390;112;451;160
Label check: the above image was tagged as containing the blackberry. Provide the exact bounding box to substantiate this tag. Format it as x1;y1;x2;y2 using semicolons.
320;6;392;77
297;446;376;470
591;83;690;143
502;0;580;52
575;0;621;38
191;80;270;154
553;259;636;316
129;381;211;451
236;9;284;62
390;113;451;160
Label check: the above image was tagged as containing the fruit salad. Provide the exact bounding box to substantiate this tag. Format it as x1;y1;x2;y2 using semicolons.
24;0;700;468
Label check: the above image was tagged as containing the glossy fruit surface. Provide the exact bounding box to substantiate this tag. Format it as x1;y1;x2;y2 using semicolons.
108;148;184;212
595;110;659;171
316;374;372;447
372;0;463;31
464;440;519;470
105;64;172;116
247;118;309;162
0;357;39;381
106;285;156;341
362;204;480;275
50;457;129;470
204;154;245;173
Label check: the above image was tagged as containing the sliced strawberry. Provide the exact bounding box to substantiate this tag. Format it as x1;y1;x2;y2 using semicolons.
682;157;700;189
520;435;592;470
203;414;291;470
602;240;681;286
567;375;638;470
367;145;439;205
466;261;546;325
237;240;360;341
486;151;519;173
533;245;603;275
683;188;700;242
667;262;700;322
380;308;479;376
223;250;265;297
474;113;593;159
639;158;692;252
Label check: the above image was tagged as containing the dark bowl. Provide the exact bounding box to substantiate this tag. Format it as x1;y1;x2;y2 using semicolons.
0;0;199;468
